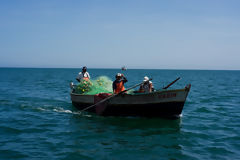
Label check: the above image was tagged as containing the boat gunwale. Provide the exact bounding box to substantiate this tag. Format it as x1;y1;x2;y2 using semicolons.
70;88;188;96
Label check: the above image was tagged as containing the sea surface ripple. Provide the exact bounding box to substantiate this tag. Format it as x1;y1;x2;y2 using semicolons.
0;68;239;160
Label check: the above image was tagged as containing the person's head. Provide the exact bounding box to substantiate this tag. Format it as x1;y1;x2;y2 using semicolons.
143;76;149;83
116;73;122;80
82;66;87;72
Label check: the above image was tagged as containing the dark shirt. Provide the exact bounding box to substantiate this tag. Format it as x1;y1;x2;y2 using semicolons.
112;77;128;91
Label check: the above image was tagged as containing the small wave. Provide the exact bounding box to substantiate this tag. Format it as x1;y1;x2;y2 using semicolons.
37;107;47;111
195;106;212;113
52;107;92;117
84;114;92;117
36;106;93;117
53;108;73;114
0;126;22;134
0;149;28;159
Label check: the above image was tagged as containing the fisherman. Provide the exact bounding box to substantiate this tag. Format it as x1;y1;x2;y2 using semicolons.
113;73;128;94
76;66;91;82
139;76;154;93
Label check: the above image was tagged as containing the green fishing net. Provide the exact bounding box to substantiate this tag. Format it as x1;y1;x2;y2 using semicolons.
75;76;113;95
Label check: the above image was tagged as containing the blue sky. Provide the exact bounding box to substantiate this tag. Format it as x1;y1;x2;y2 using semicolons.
0;0;240;70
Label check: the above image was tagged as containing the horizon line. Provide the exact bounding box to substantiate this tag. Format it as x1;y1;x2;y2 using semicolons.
0;66;240;71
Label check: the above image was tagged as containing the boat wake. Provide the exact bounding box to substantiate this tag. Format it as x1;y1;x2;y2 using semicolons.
53;108;76;114
36;106;92;117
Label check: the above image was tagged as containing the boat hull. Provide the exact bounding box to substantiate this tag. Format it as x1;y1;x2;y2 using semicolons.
71;85;191;118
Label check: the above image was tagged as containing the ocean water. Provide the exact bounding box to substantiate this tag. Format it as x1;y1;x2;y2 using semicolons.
0;68;240;160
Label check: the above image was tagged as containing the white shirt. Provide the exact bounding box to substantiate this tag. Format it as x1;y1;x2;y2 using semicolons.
142;81;153;93
76;72;90;80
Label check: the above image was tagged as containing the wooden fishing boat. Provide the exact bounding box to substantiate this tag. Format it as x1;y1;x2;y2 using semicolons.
70;84;191;118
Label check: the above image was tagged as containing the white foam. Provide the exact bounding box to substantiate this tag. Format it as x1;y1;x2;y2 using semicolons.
72;111;82;115
53;108;72;114
64;110;73;113
83;114;92;117
37;107;47;111
53;107;81;115
38;106;92;117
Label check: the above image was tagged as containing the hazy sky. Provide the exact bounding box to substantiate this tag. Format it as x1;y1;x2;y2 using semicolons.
0;0;240;70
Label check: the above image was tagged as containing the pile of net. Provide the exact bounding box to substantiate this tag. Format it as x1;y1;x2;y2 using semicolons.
74;76;113;95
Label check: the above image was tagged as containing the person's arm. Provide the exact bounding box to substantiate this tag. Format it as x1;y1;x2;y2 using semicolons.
87;72;90;79
121;74;128;83
151;83;154;91
149;83;153;92
112;81;116;93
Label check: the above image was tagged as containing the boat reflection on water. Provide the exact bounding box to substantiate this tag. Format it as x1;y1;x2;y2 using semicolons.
98;116;181;130
71;110;182;132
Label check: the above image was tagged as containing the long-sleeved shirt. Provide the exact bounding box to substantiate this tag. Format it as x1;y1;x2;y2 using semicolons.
112;77;128;91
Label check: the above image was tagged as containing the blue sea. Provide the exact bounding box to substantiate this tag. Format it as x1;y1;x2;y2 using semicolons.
0;68;240;160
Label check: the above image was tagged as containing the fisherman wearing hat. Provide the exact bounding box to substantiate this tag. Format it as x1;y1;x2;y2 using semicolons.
76;66;91;82
113;73;128;94
139;76;154;93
